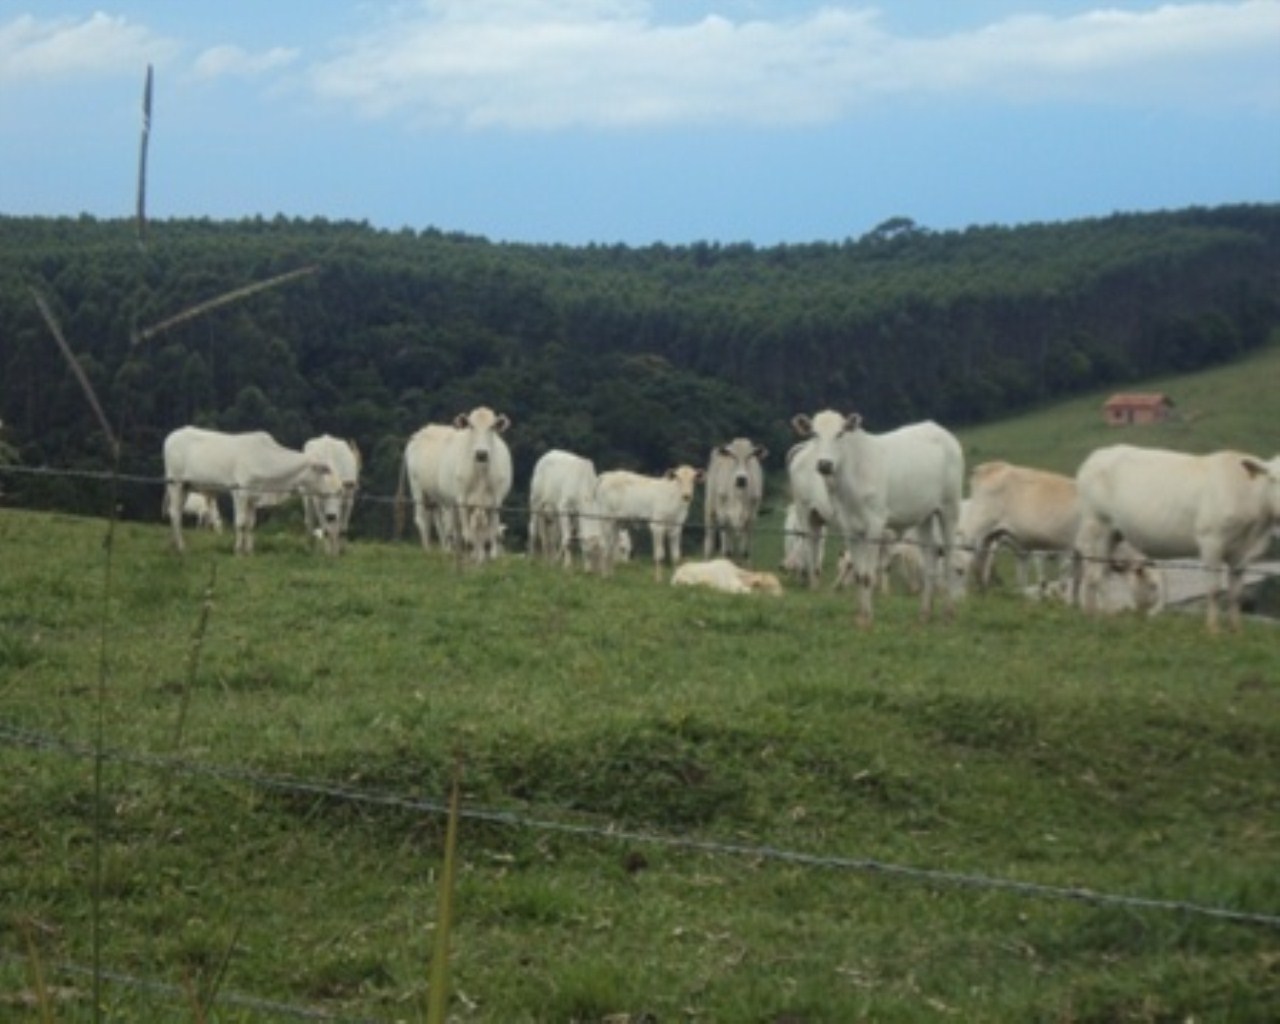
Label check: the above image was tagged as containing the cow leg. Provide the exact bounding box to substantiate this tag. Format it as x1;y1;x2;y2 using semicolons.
920;517;955;623
1074;520;1112;614
650;524;666;581
166;481;187;553
1224;565;1245;632
233;493;256;556
847;539;878;628
414;499;432;550
805;512;824;589
558;510;574;568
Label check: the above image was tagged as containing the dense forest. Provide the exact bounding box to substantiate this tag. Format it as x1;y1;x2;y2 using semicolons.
1;204;1277;525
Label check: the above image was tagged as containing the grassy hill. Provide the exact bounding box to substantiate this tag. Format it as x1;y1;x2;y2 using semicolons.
954;334;1280;477
1;504;1277;1021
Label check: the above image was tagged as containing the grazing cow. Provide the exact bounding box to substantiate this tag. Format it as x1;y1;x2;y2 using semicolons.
163;427;344;555
792;410;964;626
672;558;784;596
181;490;223;533
962;461;1079;591
303;434;361;554
528;449;606;571
703;438;768;561
401;408;513;563
1075;445;1280;632
594;466;704;580
784;441;835;587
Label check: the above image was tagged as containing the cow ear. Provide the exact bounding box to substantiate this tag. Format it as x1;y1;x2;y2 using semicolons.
716;444;731;458
452;413;469;429
695;469;706;483
791;415;813;437
1240;457;1272;480
495;414;511;433
754;445;769;461
664;468;677;480
845;413;862;432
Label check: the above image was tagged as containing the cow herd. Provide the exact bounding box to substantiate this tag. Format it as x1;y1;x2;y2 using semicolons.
160;406;1280;632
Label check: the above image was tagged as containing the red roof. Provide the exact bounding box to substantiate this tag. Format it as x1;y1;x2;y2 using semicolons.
1103;393;1174;409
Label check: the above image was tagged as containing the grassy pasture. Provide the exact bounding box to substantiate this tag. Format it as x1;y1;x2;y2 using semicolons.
1;505;1278;1022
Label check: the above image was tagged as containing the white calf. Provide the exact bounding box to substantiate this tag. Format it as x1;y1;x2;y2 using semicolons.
672;559;784;596
594;466;704;580
181;491;223;533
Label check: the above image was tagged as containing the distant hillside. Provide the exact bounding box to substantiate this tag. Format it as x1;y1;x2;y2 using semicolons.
956;333;1280;477
0;204;1277;519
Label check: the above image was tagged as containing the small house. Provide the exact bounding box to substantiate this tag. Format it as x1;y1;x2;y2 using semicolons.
1102;393;1174;427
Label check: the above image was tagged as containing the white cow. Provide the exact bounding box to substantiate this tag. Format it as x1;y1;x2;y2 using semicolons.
1075;445;1280;632
962;461;1079;592
181;490;223;533
672;558;784;596
784;440;835;587
703;438;768;561
528;449;606;571
792;410;964;626
401;424;455;551
303;434;361;554
402;409;513;563
163;427;344;555
594;466;704;580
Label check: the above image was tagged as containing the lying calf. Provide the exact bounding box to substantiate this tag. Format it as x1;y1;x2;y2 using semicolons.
672;558;784;596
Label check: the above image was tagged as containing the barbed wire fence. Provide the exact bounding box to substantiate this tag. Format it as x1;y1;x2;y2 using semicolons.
4;713;1279;1019
2;461;1278;599
4;461;1279;1017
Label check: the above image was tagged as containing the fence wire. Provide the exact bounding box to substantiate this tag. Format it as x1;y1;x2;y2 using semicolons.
2;461;1278;581
3;720;1277;932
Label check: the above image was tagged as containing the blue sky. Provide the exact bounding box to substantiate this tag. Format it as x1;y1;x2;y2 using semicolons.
2;1;1277;246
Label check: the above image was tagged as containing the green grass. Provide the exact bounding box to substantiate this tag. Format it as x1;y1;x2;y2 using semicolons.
2;507;1278;1022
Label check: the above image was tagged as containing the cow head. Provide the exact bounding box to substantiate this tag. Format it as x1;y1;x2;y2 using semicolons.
454;406;511;467
1242;456;1280;523
791;410;861;477
716;438;768;490
306;460;345;555
664;465;705;503
745;570;784;596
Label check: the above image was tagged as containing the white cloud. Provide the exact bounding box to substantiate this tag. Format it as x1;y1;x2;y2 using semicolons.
0;12;177;81
306;0;1280;129
192;45;299;80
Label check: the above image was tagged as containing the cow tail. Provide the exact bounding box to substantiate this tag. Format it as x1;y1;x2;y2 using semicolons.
393;453;407;542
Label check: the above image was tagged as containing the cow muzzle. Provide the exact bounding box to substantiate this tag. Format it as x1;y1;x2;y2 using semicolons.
734;475;748;489
817;459;834;476
474;450;489;464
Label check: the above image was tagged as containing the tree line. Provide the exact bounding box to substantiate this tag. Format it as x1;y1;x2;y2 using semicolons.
0;204;1277;529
